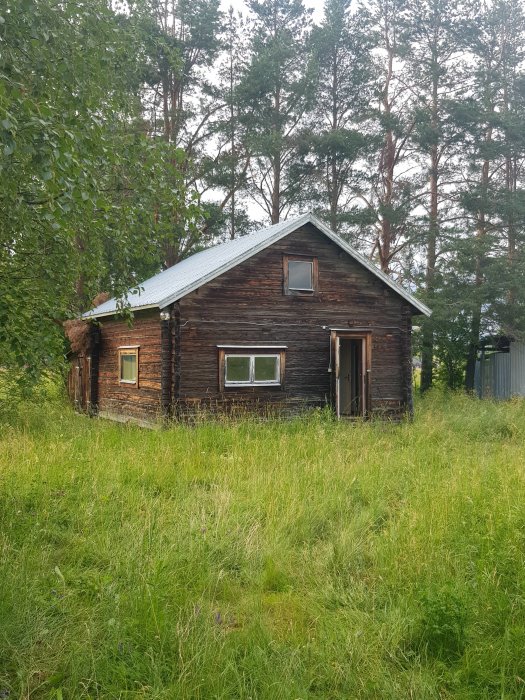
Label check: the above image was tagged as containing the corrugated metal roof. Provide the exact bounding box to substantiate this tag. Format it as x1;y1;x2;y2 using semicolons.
83;213;431;319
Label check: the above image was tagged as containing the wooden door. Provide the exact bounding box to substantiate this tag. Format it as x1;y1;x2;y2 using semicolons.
68;355;91;411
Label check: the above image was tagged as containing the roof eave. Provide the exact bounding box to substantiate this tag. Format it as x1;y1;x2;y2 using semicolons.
158;213;313;309
307;214;432;317
82;302;160;320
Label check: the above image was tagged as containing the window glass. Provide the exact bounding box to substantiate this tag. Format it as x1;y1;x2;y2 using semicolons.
120;353;137;382
288;260;313;290
254;356;278;382
224;353;281;386
226;355;251;382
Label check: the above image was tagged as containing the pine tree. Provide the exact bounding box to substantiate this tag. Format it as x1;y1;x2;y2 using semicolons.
402;0;466;391
134;0;223;265
241;0;314;223
307;0;374;235
202;7;254;240
359;0;419;275
458;0;525;389
490;0;525;338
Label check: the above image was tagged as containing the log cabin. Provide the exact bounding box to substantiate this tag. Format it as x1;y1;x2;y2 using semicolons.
68;213;431;423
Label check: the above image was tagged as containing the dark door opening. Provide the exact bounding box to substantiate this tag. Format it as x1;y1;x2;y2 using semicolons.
338;338;364;417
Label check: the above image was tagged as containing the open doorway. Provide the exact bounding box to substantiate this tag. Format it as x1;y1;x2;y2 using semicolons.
339;338;363;416
333;332;371;418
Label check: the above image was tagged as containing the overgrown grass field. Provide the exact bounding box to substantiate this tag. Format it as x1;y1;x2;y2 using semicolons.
1;393;525;699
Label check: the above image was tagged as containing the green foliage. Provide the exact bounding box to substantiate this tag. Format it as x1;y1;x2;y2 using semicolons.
240;0;315;221
305;0;375;234
0;0;133;374
0;368;65;423
0;0;204;381
448;0;525;388
2;393;525;696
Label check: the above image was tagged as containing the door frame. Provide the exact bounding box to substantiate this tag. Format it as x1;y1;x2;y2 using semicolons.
331;330;372;418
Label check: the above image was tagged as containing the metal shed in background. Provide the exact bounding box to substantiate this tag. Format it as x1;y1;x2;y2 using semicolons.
475;338;525;399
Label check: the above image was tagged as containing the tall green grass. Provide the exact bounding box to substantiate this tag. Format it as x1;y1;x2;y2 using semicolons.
1;392;525;698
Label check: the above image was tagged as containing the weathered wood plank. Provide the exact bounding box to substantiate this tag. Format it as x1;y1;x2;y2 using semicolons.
96;310;162;418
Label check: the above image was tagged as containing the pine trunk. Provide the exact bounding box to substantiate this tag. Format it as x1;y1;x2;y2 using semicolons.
329;46;339;232
420;74;439;393
378;41;395;274
271;88;281;224
230;42;236;240
465;153;490;391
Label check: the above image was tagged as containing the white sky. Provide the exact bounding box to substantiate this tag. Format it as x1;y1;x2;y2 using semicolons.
219;0;325;23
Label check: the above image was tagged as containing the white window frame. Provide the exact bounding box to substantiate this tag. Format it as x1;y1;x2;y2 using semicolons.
288;259;314;291
224;353;281;387
118;345;139;386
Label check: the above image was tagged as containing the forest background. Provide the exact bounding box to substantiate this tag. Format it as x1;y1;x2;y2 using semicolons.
2;0;525;398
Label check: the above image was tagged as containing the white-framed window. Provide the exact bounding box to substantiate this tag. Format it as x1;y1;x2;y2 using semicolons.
225;354;281;386
118;346;139;385
288;260;314;291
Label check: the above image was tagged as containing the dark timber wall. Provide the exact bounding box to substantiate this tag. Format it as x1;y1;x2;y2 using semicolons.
88;223;418;422
96;311;162;422
175;223;416;418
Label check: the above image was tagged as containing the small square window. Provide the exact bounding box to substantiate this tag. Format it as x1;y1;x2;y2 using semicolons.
283;255;318;295
254;356;279;382
118;347;138;385
288;260;313;291
225;355;251;383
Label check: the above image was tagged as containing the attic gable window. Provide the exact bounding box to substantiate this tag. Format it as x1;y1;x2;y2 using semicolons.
283;255;318;295
118;346;139;386
289;261;313;290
